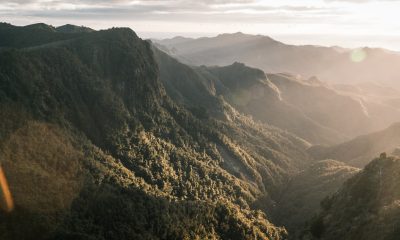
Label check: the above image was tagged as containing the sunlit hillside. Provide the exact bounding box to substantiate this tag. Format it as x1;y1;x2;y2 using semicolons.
1;0;400;239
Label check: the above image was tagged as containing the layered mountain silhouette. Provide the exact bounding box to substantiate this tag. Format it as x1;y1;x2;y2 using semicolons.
153;49;345;144
155;32;400;89
155;33;400;143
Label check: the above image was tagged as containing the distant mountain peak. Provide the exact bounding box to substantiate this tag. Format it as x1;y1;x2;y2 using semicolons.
171;36;193;40
232;61;246;67
230;31;246;36
24;23;55;31
0;22;13;28
216;32;245;37
56;24;94;33
215;32;275;41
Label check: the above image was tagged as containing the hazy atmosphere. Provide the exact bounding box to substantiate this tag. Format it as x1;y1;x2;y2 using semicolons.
2;0;400;49
1;1;400;240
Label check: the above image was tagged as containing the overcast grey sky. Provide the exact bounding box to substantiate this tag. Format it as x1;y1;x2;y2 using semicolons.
1;0;400;50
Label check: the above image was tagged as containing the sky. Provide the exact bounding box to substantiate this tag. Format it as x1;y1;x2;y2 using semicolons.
1;0;400;50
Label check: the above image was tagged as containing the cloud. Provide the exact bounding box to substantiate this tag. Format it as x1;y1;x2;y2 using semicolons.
2;0;255;5
325;0;400;2
0;0;332;14
1;1;338;26
1;0;399;49
0;0;334;18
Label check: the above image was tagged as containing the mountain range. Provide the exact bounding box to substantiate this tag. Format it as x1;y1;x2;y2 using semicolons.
1;23;399;240
155;34;400;144
0;22;311;240
155;32;400;89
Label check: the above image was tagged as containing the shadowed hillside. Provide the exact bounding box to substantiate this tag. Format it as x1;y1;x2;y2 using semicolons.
2;22;398;240
309;122;400;167
0;23;316;240
186;62;382;144
272;160;359;237
303;155;400;240
155;34;400;138
155;33;400;89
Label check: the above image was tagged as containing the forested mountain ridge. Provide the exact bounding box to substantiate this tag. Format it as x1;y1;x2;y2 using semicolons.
303;155;400;240
153;46;311;172
153;39;400;239
272;160;360;237
153;46;374;238
2;22;398;240
155;34;400;141
191;62;377;144
0;23;314;239
199;64;348;145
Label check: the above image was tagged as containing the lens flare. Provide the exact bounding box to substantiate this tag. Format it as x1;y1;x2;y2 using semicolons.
0;165;14;212
350;48;367;63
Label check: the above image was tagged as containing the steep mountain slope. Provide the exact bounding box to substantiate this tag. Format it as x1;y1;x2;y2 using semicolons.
0;23;313;239
155;35;400;141
303;155;400;240
332;82;400;131
270;74;370;133
153;49;368;239
202;64;349;144
155;33;400;89
309;122;400;167
174;61;378;144
153;47;311;174
272;160;359;237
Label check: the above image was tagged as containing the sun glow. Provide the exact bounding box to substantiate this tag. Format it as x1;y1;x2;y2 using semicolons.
350;48;367;63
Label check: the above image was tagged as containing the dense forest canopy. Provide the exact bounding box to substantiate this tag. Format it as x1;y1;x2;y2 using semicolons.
0;22;399;240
